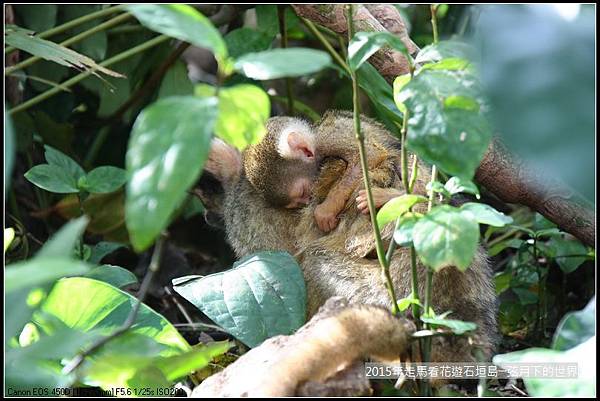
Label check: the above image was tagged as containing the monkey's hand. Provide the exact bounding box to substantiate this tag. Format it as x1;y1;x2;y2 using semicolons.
314;201;340;232
356;187;405;214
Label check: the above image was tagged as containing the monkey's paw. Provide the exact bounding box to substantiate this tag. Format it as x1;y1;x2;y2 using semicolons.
314;203;339;232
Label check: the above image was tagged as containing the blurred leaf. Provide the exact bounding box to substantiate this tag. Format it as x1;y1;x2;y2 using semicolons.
255;5;300;37
419;57;472;73
415;40;476;65
127;4;227;63
4;228;15;253
5;25;123;78
215;84;270;151
444;176;480;198
173;251;306;348
494;271;511;295
62;5;107;60
348;31;409;71
5;110;15;193
158;60;193;99
41;277;190;352
552;297;595;351
89;241;126;264
5;259;89;295
477;5;595;202
234;48;331;80
397;69;492;179
460;202;513;227
413;205;479;271
82;166;127;194
548;237;588;273
393;212;422;247
224;28;273;59
36;216;90;259
125;96;218;251
420;316;477;335
493;336;595;397
512;287;538;305
376;194;427;227
13;5;57;32
84;265;138;288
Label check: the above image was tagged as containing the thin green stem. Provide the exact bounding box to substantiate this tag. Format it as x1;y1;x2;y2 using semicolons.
6;12;133;75
346;4;399;315
430;4;439;44
5;5;126;55
9;35;170;116
408;155;418;193
278;6;294;115
301;16;351;75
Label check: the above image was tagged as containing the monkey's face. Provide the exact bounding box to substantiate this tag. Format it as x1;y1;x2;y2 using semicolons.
284;176;314;209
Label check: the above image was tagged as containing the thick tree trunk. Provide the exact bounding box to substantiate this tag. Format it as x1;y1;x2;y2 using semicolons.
293;4;595;247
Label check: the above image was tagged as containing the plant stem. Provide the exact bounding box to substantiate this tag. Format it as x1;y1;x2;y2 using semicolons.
278;6;295;115
346;4;399;315
62;233;167;375
5;5;126;55
300;16;351;75
9;34;170;116
408;155;418;193
6;12;133;75
430;4;439;44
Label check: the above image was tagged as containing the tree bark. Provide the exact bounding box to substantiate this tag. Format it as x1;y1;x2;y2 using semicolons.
292;4;595;248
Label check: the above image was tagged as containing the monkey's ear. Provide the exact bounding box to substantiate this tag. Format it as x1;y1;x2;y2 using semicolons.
204;138;242;188
281;131;315;162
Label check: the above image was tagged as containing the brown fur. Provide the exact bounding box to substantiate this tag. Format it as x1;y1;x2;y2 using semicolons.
209;111;499;368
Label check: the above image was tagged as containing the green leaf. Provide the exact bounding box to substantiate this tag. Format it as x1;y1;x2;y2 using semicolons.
44;145;85;183
419;57;472;72
397;69;492;179
126;4;227;63
444;95;480;112
415;40;476;65
413;205;479;271
460;202;513;227
88;241;126;264
224;28;273;59
420;316;477;335
494;271;512;295
234;48;331;80
512;287;538;305
397;292;422;312
62;5;108;61
444;176;480;198
36;216;90;259
493;336;595;397
157;60;193;99
548;237;589;274
356;63;404;131
41;277;190;353
214;84;270;151
393;212;421;247
125;96;218;251
84;265;138;288
14;5;57;32
376;194;427;227
24;164;79;193
83;166;127;194
348;31;409;71
5;259;90;295
552;297;595;351
4;228;15;253
5;25;123;78
5;110;15;193
173;251;306;348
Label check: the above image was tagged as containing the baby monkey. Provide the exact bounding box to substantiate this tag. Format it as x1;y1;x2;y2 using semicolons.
244;111;400;232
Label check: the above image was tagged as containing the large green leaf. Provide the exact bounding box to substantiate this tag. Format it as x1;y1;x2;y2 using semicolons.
5;25;122;78
82;166;127;194
548;237;589;274
493;336;595;397
376;194;427;228
195;83;270;151
420;316;477;335
24;164;79;193
127;4;227;63
84;265;138;288
234;48;331;80
460;202;513;227
396;69;492;179
40;277;190;352
348;31;409;71
477;5;595;202
125;96;218;251
157;60;194;99
173;251;306;348
552;297;595;351
413;205;479;271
